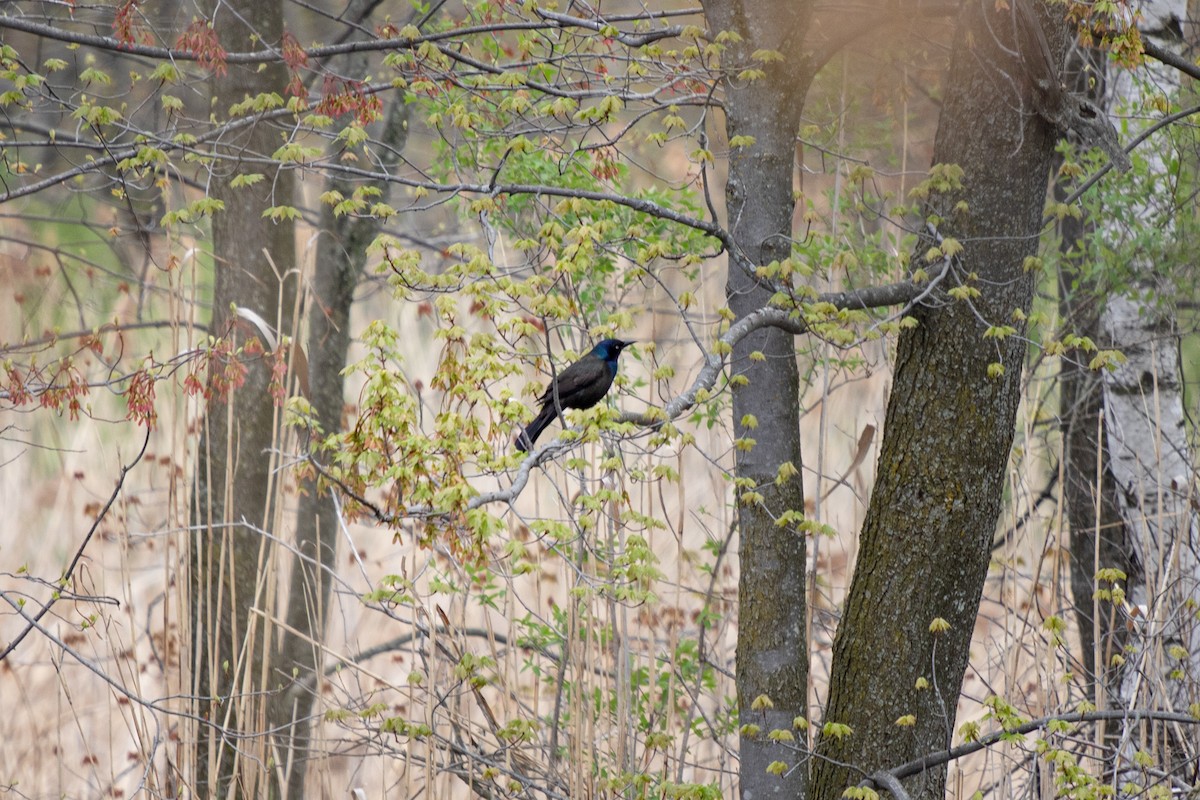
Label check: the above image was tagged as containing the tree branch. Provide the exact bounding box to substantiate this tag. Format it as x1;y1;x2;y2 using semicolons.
1051;101;1200;215
869;770;912;800
860;708;1200;793
0;320;210;357
0;10;696;66
332;269;939;523
532;8;687;47
0;426;150;662
1142;39;1200;82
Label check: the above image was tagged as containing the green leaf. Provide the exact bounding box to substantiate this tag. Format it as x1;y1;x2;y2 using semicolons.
262;205;301;221
79;66;113;86
983;325;1016;340
230;173;265;188
822;721;853;740
1088;350;1127;372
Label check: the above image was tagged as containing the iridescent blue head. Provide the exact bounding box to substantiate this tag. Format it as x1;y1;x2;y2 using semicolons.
592;338;634;365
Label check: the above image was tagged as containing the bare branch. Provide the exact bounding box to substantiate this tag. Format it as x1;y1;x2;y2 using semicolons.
1142;38;1200;82
0;9;698;66
862;708;1200;793
0;426;150;662
869;770;913;800
0;320;210;357
532;8;688;47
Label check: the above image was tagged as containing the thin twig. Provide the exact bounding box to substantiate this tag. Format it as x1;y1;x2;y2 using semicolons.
0;426;150;662
859;708;1200;793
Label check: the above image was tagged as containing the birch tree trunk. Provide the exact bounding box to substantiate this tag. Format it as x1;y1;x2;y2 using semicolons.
1093;0;1200;775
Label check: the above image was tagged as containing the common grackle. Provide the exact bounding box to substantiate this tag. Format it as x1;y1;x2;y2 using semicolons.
515;338;634;452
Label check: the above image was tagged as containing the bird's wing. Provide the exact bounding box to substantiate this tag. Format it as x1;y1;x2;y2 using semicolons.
539;356;610;409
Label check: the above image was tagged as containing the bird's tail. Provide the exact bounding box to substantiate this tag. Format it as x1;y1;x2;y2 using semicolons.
515;404;558;452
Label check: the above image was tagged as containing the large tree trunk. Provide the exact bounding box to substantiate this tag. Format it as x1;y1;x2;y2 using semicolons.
1055;40;1140;706
1058;210;1137;706
267;172;355;800
269;103;411;800
190;0;297;795
810;3;1066;798
1063;0;1200;782
701;1;815;795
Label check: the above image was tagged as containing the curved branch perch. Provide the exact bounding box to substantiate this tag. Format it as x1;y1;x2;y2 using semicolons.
859;709;1200;794
331;267;941;523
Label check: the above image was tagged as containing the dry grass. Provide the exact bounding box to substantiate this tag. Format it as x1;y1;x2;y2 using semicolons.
2;190;1189;800
0;261;1079;800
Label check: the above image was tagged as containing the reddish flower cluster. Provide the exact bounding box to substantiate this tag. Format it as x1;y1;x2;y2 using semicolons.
267;346;288;404
112;0;151;47
182;335;248;402
175;19;227;76
0;328;287;433
37;360;88;421
591;146;620;181
125;368;158;429
281;31;309;99
4;364;32;406
316;76;382;126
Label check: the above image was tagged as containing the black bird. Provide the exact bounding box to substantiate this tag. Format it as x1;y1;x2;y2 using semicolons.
515;338;634;452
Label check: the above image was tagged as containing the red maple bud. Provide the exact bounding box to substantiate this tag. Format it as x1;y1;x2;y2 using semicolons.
125;368;158;429
175;20;227;76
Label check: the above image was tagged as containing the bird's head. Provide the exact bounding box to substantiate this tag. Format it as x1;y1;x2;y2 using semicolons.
593;338;634;361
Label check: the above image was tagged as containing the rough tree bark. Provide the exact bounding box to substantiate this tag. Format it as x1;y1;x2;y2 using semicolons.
700;1;816;795
810;2;1068;797
1059;206;1138;709
1063;0;1200;782
190;0;297;795
265;5;411;794
1098;3;1200;748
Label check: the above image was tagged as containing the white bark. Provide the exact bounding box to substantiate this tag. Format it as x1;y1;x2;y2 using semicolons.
1098;0;1200;780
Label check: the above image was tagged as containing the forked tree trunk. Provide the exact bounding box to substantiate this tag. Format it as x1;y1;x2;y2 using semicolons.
811;2;1067;797
269;96;410;799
